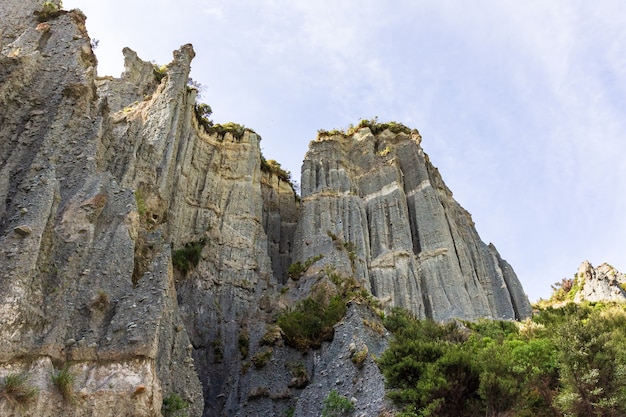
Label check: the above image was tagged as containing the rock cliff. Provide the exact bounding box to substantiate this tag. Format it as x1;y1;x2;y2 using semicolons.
296;126;532;321
0;2;531;416
573;261;626;303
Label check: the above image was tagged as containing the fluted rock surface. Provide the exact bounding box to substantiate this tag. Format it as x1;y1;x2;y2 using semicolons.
296;127;532;321
573;261;626;303
0;1;206;415
0;2;535;416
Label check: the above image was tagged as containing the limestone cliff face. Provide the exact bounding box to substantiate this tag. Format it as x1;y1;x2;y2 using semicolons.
296;128;532;321
0;1;205;415
573;261;626;303
1;2;533;416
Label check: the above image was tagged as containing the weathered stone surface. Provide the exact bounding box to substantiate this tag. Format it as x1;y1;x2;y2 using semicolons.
0;2;203;415
295;128;532;321
293;303;393;417
262;172;299;285
574;261;626;303
1;1;535;416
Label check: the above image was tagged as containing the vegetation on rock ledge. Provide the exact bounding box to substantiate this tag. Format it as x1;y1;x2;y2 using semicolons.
51;367;76;403
260;155;292;183
162;393;189;417
172;239;206;275
277;290;346;351
322;390;355;417
287;254;324;280
318;117;413;138
0;373;38;408
35;1;64;22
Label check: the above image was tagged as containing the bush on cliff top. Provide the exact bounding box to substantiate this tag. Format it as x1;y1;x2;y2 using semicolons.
317;117;413;138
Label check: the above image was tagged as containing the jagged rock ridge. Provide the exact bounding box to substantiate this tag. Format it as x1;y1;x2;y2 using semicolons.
573;261;626;303
0;2;531;416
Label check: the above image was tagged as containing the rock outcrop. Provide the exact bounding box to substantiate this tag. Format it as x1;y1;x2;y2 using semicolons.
573;261;626;303
0;2;531;416
295;127;532;321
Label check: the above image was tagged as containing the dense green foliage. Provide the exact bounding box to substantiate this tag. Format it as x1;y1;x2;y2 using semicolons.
277;291;346;351
548;274;582;303
162;393;189;417
322;390;355;417
172;239;206;274
193;103;213;130
378;303;626;417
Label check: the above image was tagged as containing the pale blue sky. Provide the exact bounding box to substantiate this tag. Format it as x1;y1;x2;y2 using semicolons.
63;0;626;301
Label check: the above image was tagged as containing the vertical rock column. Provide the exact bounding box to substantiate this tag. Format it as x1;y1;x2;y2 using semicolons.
295;127;531;321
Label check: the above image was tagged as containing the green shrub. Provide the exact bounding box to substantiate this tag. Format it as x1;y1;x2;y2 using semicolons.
287;362;309;389
172;239;206;274
135;191;147;219
317;117;413;139
238;330;250;359
260;324;283;347
260;156;292;183
162;393;188;417
552;306;626;416
153;64;168;82
193;103;213;130
287;254;323;280
322;390;354;417
287;262;306;280
378;304;626;417
351;348;368;369
206;122;249;141
0;373;38;408
277;293;346;351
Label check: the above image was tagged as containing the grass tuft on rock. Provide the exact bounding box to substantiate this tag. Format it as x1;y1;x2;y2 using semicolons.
51;366;75;403
0;373;38;408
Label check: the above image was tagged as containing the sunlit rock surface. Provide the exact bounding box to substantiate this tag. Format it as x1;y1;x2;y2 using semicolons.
0;1;532;416
296;128;532;322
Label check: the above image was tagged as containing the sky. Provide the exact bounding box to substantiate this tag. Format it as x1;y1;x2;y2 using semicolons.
62;0;626;301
